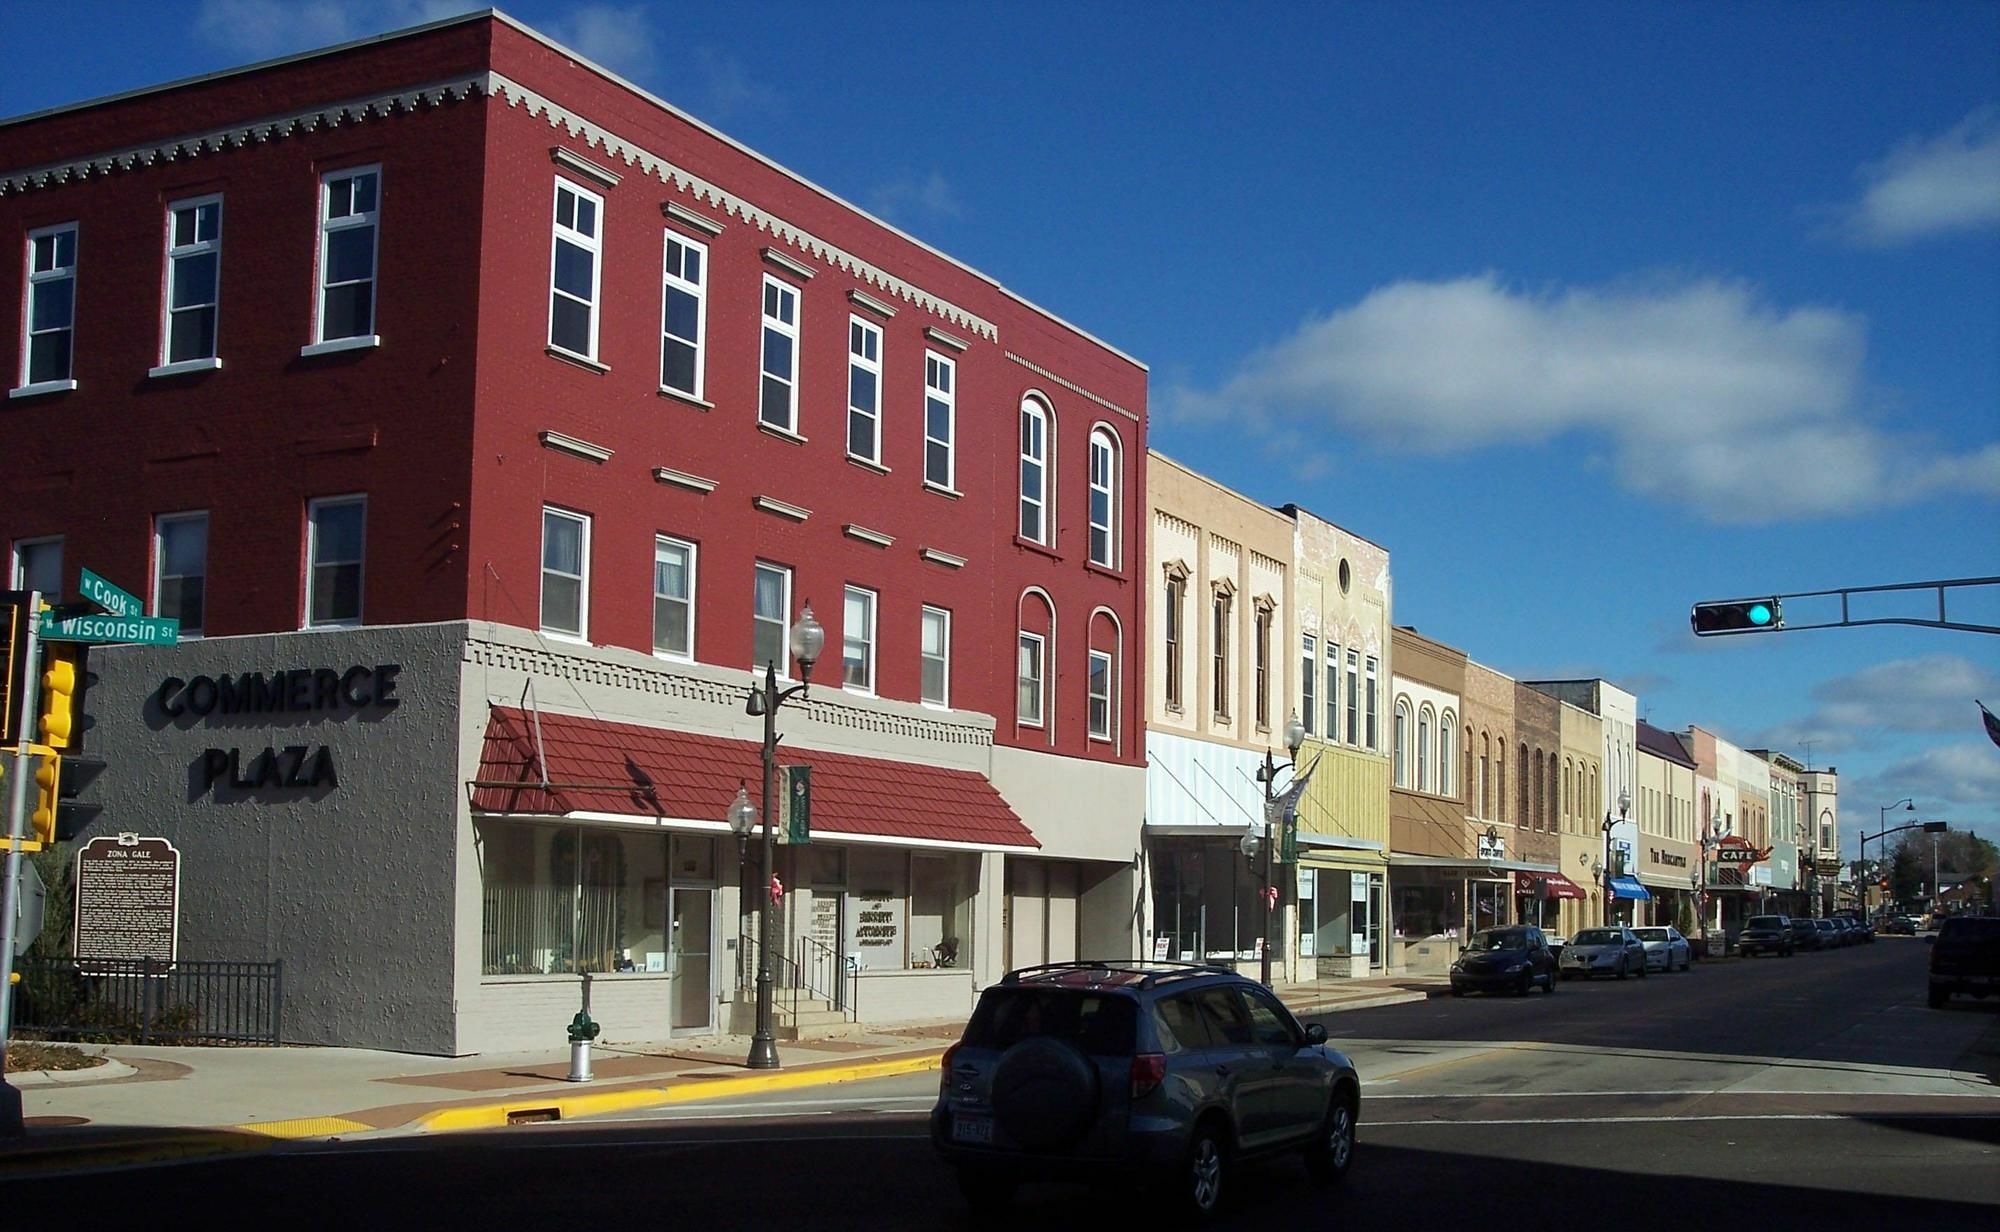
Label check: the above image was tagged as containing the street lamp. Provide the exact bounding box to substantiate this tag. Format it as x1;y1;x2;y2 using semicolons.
1601;788;1630;927
1864;799;1914;918
1250;710;1307;988
736;604;824;1070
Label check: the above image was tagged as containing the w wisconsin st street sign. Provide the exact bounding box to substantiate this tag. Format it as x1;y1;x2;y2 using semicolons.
36;566;179;645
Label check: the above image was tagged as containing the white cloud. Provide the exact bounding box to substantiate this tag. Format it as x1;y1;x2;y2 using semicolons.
541;5;658;81
1862;743;2000;810
867;171;964;225
1830;106;2000;246
692;47;782;121
1168;274;2000;522
196;0;472;58
1750;656;2000;755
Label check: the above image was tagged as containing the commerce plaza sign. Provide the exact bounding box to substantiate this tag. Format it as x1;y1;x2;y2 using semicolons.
154;664;403;798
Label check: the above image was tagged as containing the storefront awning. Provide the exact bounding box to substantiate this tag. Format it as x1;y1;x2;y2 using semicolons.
471;706;1040;853
1390;853;1558;874
1514;871;1587;900
1609;875;1652;901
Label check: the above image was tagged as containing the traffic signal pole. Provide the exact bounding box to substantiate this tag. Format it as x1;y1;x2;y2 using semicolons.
1;589;45;1137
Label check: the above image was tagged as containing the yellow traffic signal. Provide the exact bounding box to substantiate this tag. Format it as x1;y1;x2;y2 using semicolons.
40;650;78;748
32;752;61;846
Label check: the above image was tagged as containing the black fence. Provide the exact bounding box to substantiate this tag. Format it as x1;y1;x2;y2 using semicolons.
8;958;284;1045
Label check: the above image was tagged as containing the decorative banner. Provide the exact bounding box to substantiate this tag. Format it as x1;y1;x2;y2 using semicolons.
776;764;811;845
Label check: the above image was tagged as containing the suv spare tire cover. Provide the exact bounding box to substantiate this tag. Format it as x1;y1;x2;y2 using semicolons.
989;1037;1101;1151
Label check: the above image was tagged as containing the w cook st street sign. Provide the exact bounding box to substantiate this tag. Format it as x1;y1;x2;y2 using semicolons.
37;567;180;645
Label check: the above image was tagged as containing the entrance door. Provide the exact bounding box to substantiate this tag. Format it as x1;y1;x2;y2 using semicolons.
670;887;713;1032
1367;875;1385;968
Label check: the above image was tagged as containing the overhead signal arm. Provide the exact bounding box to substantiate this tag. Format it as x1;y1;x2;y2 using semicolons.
1690;576;2000;637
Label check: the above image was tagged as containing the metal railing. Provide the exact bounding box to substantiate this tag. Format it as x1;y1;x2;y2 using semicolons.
9;958;284;1045
794;932;858;1019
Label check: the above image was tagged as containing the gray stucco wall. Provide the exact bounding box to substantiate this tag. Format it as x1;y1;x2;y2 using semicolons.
80;623;465;1053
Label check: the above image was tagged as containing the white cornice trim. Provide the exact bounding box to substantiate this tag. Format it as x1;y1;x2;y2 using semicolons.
847;289;897;318
663;201;723;235
653;466;716;493
753;495;810;522
924;327;969;352
1006;352;1139;423
761;247;816;281
843;524;894;548
551;145;620;187
920;548;968;569
539;430;612;463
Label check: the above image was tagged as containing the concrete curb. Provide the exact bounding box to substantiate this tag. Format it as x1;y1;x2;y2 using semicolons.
7;1058;139;1088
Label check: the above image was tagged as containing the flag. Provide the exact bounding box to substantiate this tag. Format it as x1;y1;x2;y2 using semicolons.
1981;700;2000;751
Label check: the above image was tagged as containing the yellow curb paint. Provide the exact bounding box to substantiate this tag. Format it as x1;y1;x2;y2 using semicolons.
234;1115;374;1139
414;1051;944;1134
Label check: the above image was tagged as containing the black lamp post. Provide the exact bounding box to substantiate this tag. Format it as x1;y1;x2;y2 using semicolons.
1250;710;1307;988
1863;799;1914;919
1601;789;1630;927
734;604;824;1070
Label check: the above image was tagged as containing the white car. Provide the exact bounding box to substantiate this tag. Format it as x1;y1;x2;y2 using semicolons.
1633;926;1691;972
1560;927;1648;980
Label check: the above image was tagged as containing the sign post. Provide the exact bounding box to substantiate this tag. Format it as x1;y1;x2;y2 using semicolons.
0;589;44;1137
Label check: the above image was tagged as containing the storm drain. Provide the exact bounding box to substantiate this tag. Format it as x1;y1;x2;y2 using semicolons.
506;1107;561;1125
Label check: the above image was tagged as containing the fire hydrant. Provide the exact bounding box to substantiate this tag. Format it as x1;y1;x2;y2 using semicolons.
567;1009;600;1082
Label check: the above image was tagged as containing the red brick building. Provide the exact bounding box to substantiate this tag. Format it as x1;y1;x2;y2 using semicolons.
1;12;1148;1051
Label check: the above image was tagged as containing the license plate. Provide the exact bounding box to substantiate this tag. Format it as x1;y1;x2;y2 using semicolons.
953;1115;993;1145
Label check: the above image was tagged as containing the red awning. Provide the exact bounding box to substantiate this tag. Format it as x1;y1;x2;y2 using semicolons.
1514;871;1588;900
471;706;1040;852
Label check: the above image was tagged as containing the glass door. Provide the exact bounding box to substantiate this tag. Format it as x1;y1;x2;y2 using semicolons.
670;887;713;1032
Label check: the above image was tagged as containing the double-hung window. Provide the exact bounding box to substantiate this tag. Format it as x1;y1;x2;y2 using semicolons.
1019;398;1047;541
847;316;882;462
1211;591;1231;720
549;181;602;361
315;168;378;345
153;512;208;636
1088;429;1117;567
1088;649;1114;740
1017;632;1045;726
1325;642;1340;742
1301;635;1317;735
1345;649;1360;746
540;507;590;639
920;606;951;706
1365;656;1379;749
660;233;706;396
653;536;696;659
843;585;877;693
1253;607;1271;728
752;561;792;674
760;277;799;431
10;537;62;595
924;351;955;489
306;496;366;628
1163;575;1183;709
19;223;78;390
161;197;221;369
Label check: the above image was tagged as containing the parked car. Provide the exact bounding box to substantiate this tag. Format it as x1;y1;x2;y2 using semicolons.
1789;918;1825;951
1633;926;1692;972
1560;927;1649;980
932;960;1359;1219
1927;916;2000;1009
1451;926;1559;996
1883;915;1918;936
1739;915;1796;957
1813;918;1843;948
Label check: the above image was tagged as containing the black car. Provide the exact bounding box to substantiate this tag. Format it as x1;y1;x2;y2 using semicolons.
1928;916;2000;1008
933;961;1359;1220
1738;915;1795;957
1451;926;1559;996
1789;918;1825;951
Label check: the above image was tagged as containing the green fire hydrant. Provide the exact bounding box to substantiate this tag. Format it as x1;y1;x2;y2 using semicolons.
567;1009;600;1082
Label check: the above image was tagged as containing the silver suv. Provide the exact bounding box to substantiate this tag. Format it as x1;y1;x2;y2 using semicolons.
930;961;1359;1221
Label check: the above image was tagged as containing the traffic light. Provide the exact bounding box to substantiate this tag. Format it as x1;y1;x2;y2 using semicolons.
54;753;104;841
37;642;93;751
1690;598;1783;636
1922;821;1947;833
31;752;59;846
1;591;30;745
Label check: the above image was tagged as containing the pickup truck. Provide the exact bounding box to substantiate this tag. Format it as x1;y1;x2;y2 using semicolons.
1928;916;2000;1008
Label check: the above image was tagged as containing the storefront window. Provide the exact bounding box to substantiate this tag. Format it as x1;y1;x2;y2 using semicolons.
478;820;674;975
845;847;909;971
910;852;978;969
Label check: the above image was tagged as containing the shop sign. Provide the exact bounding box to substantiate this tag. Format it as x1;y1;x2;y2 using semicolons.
156;664;402;800
73;834;179;974
1650;847;1689;868
846;891;902;969
1476;833;1505;860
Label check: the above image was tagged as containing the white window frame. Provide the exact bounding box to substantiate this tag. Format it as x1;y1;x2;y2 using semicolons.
1325;641;1341;743
924;350;956;490
1211;589;1231;721
305;495;367;629
1439;712;1456;796
920;605;951;707
1163;573;1184;710
1417;705;1434;792
847;314;883;464
152;510;209;637
1394;700;1411;787
548;179;604;362
1253;605;1271;730
10;535;63;594
659;231;707;397
1019;397;1048;542
652;535;697;661
1365;656;1379;750
18;222;78;393
760;276;800;433
312;166;379;349
1017;631;1046;727
539;506;591;641
159;195;222;371
752;560;794;676
842;584;877;695
1088;648;1114;741
1301;635;1317;736
1087;427;1118;568
1345;648;1360;747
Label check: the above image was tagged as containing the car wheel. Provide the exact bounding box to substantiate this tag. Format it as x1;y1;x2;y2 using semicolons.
1637;956;1648;979
1543;969;1557;993
1928;984;1949;1009
1450;985;1465;998
956;1168;1016;1210
1179;1122;1229;1220
1304;1088;1357;1185
1515;970;1532;996
1615;958;1628;980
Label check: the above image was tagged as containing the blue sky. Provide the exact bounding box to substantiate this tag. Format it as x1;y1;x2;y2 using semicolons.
6;2;1997;858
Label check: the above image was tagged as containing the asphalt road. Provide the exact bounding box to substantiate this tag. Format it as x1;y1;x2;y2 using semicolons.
6;938;1996;1228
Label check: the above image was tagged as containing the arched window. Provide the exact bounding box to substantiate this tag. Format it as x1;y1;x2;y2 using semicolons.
1417;705;1433;792
1438;711;1455;796
1394;700;1411;787
1088;608;1122;748
1019;397;1050;544
1088;426;1120;568
1017;589;1055;737
1496;737;1506;825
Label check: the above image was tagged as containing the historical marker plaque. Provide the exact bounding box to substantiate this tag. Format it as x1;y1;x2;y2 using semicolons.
73;835;181;974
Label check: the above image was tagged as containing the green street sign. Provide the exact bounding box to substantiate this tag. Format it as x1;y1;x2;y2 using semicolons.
777;764;811;845
39;611;179;645
79;568;144;618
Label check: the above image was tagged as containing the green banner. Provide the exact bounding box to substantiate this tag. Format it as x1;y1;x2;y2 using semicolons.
778;764;811;845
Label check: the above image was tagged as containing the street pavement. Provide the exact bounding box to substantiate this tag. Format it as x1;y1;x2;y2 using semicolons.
2;937;1994;1226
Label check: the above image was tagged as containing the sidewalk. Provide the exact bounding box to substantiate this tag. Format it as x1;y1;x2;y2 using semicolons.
1;972;1447;1174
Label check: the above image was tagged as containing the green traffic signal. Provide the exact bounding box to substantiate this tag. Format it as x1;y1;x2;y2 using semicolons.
1690;598;1784;636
